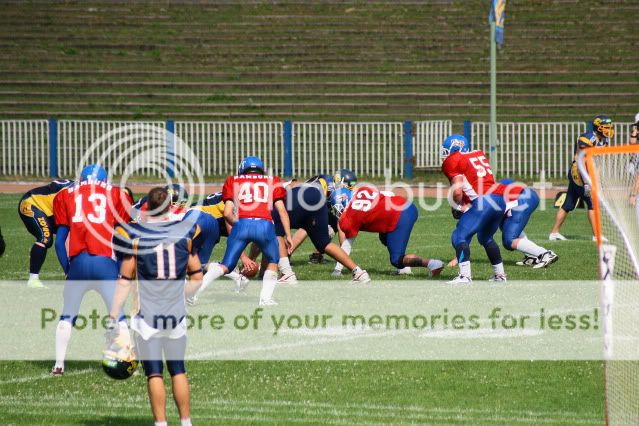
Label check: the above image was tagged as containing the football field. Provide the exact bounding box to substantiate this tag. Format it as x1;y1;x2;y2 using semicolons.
0;193;604;425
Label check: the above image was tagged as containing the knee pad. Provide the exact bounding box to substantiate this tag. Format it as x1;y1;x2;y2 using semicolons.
390;255;404;269
166;360;186;377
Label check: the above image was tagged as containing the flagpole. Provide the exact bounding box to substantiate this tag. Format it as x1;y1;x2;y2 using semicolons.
490;18;498;176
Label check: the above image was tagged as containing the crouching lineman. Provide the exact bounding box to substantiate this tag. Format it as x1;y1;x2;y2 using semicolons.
108;187;202;426
331;186;444;276
18;179;74;287
271;182;371;283
441;134;513;283
193;156;293;306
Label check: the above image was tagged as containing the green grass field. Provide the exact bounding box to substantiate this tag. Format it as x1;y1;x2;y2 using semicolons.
0;192;604;425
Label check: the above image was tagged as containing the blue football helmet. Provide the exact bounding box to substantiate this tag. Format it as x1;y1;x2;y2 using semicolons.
330;187;353;218
334;168;357;189
164;183;189;207
79;164;108;182
592;114;614;139
441;134;469;160
238;156;265;175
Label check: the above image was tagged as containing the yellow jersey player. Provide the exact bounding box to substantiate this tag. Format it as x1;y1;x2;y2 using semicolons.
18;179;74;287
549;115;613;241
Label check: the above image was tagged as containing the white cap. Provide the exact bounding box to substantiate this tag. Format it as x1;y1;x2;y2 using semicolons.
635;112;639;123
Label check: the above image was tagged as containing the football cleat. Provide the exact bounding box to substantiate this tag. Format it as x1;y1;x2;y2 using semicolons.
27;277;47;289
394;267;413;275
51;366;64;376
548;233;567;241
532;251;559;269
331;269;342;277
186;295;197;306
488;274;508;282
259;298;279;307
234;275;250;293
277;272;298;285
516;255;539;267
351;269;371;284
308;253;327;264
447;275;472;284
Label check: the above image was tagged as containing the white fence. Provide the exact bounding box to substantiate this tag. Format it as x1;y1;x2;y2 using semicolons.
413;120;453;169
2;119;636;180
292;122;404;177
175;121;282;176
58;120;166;178
0;120;49;176
472;122;635;179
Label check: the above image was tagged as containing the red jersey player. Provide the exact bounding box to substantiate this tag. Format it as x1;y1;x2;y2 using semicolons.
441;134;521;283
193;156;293;306
51;164;132;376
331;185;444;277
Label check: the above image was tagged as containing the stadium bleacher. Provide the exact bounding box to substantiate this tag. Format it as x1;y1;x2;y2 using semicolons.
0;0;637;121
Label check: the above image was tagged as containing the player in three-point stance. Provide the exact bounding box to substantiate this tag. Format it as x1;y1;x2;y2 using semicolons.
18;179;74;288
441;134;516;283
51;164;132;375
270;182;371;284
330;185;444;277
549;115;613;241
109;187;203;426
194;156;293;306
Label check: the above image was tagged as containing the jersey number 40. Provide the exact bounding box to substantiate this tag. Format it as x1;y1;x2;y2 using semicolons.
238;182;269;203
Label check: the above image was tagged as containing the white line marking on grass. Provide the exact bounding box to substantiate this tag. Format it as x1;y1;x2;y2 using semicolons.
0;367;95;385
0;395;601;424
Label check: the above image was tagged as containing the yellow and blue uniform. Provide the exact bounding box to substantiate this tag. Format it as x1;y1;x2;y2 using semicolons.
305;174;339;231
190;192;227;237
19;180;74;247
563;131;608;212
272;184;332;252
18;180;74;277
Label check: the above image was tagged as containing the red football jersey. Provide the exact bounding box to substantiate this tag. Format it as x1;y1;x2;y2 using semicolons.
222;174;286;220
441;150;523;202
53;181;131;258
338;186;406;238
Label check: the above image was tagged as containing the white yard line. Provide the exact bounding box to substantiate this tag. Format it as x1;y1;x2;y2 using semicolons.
0;367;95;385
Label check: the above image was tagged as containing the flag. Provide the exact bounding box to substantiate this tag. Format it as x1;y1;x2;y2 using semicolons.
490;0;506;47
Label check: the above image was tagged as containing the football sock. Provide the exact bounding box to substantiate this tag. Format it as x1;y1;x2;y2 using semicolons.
198;263;225;297
493;262;506;276
260;269;278;301
29;273;39;280
181;418;193;426
516;238;546;257
55;320;72;369
154;422;167;426
483;240;503;265
278;257;293;275
29;243;47;274
352;266;362;274
459;261;471;278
